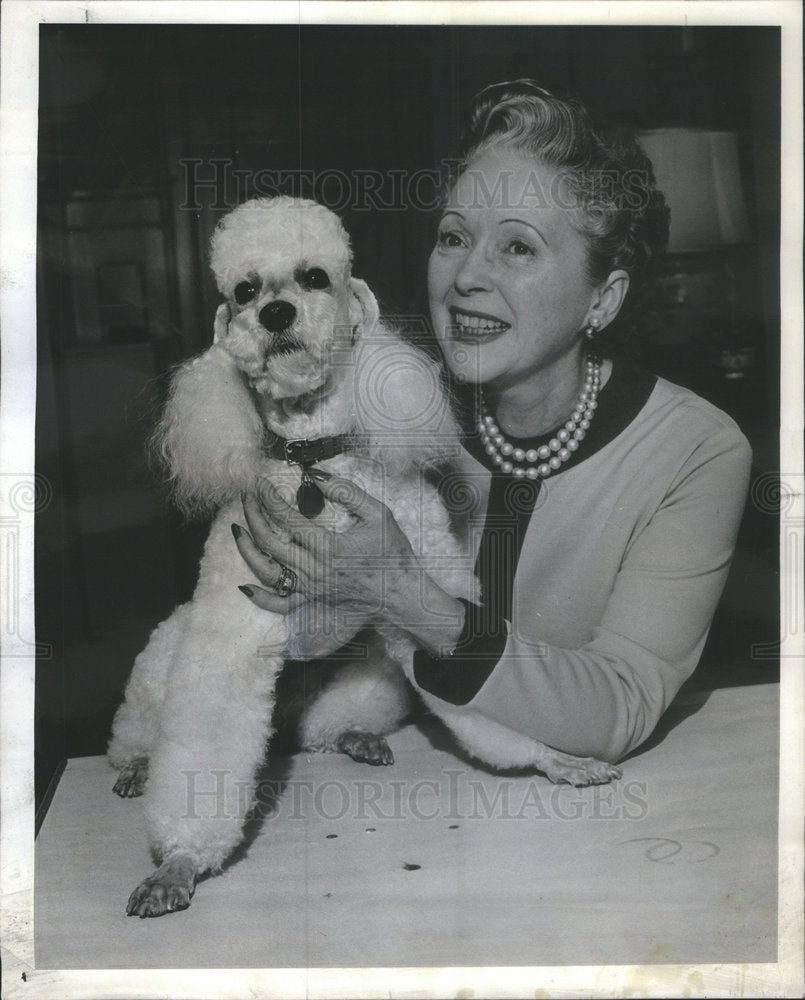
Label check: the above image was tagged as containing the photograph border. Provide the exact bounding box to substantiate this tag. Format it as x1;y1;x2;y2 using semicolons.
1;2;802;997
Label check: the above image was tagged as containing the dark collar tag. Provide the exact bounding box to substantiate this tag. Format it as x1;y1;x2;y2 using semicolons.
283;435;349;518
296;472;325;519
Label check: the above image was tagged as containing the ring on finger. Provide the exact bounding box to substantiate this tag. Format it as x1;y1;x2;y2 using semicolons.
274;564;297;598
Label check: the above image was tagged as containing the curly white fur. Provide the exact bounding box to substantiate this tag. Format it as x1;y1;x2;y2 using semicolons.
108;197;479;916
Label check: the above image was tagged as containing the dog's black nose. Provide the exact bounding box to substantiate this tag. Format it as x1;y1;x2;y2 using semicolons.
259;300;296;333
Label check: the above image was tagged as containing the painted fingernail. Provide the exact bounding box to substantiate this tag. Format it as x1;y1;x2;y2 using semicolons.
231;523;242;539
307;468;332;481
238;585;254;597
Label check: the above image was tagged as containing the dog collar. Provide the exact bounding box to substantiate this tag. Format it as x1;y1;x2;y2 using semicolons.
283;435;351;467
278;434;360;519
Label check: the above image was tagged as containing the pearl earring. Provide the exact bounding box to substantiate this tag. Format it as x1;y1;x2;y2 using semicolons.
584;318;601;341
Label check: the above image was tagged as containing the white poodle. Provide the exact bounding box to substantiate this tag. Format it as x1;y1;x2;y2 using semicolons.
108;197;618;919
107;197;480;916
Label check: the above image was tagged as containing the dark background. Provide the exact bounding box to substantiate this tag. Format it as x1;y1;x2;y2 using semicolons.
36;24;781;818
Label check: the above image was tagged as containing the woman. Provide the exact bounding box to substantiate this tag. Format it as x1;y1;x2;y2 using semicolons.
234;80;751;764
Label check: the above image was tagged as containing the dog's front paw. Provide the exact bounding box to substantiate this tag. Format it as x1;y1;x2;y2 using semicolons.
334;730;395;766
539;751;622;787
113;757;149;797
126;855;197;918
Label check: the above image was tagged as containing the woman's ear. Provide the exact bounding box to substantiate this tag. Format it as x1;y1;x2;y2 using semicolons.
587;269;630;331
348;277;380;336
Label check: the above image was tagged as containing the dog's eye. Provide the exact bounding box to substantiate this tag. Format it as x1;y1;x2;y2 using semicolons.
299;267;330;291
234;281;258;305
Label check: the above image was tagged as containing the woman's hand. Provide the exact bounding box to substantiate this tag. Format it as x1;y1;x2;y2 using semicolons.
232;470;466;656
234;469;419;610
232;471;421;658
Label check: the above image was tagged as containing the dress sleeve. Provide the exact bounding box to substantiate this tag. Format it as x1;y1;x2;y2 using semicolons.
413;424;753;762
413;598;509;705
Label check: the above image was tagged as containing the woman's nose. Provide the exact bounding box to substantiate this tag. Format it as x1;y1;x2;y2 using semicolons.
453;245;493;294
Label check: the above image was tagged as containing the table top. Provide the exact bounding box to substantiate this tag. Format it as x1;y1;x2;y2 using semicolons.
34;682;779;972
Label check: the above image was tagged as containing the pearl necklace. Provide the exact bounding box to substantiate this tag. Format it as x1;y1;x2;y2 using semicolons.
478;356;602;480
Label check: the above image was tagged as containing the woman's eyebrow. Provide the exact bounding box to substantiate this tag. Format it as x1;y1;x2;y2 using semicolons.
499;217;549;248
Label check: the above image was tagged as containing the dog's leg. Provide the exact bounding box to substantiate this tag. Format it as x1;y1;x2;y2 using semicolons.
129;637;286;915
125;514;288;917
298;632;410;766
386;630;621;786
528;746;622;786
108;603;194;795
126;849;197;917
330;729;396;766
419;683;621;785
113;756;149;798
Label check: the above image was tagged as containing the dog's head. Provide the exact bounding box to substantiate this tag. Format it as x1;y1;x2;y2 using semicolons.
157;197;460;512
210;197;377;402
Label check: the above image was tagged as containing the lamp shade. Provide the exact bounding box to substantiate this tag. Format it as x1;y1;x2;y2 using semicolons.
638;128;751;252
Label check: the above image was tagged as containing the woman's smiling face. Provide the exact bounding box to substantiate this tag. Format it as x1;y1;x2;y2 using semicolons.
428;150;600;389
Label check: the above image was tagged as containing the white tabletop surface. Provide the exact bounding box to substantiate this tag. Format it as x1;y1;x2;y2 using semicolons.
34;682;779;970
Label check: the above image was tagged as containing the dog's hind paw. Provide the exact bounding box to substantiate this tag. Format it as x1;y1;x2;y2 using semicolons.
113;757;149;797
334;730;394;766
126;854;197;918
538;749;621;787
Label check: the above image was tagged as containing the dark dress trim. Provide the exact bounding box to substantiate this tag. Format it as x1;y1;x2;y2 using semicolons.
413;359;657;706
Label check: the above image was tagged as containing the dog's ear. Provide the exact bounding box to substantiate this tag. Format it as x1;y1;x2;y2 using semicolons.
153;345;267;517
213;301;231;344
355;326;463;474
348;278;380;338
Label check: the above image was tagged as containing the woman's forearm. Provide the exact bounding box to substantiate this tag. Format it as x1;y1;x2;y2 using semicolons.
381;569;467;656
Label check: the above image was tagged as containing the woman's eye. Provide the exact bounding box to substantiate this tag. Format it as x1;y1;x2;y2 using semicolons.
437;229;466;249
505;239;535;257
300;267;330;290
234;281;258;304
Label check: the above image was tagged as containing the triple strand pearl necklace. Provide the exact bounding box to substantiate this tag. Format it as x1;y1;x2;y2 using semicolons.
478;355;602;480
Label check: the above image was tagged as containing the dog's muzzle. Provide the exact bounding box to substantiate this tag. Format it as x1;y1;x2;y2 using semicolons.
259;300;296;333
258;299;305;356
